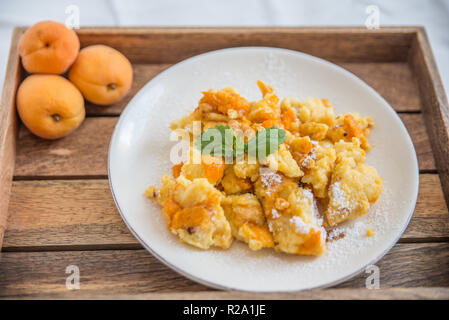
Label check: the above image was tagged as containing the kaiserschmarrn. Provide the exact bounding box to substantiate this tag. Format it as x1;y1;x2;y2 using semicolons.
146;81;383;256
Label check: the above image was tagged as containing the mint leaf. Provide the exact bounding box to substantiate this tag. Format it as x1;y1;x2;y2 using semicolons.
194;125;286;161
195;125;244;159
234;135;245;158
246;126;287;159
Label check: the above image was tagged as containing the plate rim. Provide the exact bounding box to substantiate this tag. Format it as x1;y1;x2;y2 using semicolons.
107;46;420;292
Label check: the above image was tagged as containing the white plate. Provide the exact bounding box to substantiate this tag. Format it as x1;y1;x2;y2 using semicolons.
108;47;419;292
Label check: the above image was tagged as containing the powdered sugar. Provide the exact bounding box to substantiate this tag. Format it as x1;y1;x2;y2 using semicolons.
300;141;318;168
328;182;351;217
301;151;316;167
268;221;275;233
260;169;282;188
302;188;314;201
290;216;311;234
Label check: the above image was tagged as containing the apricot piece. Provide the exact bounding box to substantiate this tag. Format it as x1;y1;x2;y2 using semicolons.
200;89;250;115
171;206;212;232
16;75;85;139
18;20;80;74
68;45;133;105
282;107;296;130
202;155;225;184
344;114;362;138
172;163;183;178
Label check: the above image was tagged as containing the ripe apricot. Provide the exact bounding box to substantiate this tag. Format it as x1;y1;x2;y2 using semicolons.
18;20;80;74
16;75;85;139
68;45;133;105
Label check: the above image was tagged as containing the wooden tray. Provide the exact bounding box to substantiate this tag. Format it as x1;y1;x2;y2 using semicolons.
1;27;449;299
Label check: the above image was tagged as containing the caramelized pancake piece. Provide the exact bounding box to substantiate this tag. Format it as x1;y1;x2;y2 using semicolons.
302;145;337;198
327;113;374;150
254;169;326;256
178;148;225;185
326;140;383;226
147;176;232;249
282;97;335;127
265;144;302;178
200;87;250;116
221;166;252;195
233;161;260;182
222;193;274;250
298;122;329;141
247;81;281;125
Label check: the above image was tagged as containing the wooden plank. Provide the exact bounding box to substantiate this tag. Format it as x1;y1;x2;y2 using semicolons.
0;242;448;297
410;28;449;209
340;62;421;112
401;113;435;171
72;27;417;63
3;174;447;250
14;117;116;178
406;174;449;240
13;113;435;178
4;179;137;249
0;28;22;249
7;287;449;300
85;62;422;116
336;243;449;289
0;249;206;297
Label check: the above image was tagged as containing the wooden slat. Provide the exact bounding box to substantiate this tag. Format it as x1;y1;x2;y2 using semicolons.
406;174;449;240
14;117;115;178
336;243;449;289
0;249;206;297
72;27;416;63
1;242;448;297
85;62;422;116
13;114;435;178
340;62;421;112
3;174;447;250
0;28;22;249
401;113;435;171
410;28;449;209
4;179;137;249
7;287;449;300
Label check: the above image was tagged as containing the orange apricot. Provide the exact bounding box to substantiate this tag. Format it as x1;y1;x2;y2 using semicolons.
18;20;80;74
16;75;85;139
68;45;133;105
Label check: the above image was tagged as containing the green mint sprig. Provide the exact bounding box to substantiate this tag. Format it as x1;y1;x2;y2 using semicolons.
194;125;286;160
246;126;287;159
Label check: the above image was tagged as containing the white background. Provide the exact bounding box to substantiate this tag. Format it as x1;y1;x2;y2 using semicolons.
0;0;448;94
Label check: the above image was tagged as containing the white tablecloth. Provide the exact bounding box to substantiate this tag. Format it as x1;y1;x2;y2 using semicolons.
1;0;448;94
